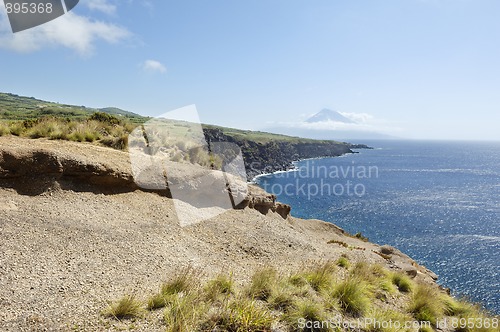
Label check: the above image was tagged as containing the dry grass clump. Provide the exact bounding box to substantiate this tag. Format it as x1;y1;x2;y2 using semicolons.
246;267;278;301
102;294;144;319
408;283;444;325
302;261;337;293
147;268;198;310
391;272;413;293
284;299;330;332
203;297;274;332
336;256;350;269
331;278;371;317
204;273;233;302
0;113;137;150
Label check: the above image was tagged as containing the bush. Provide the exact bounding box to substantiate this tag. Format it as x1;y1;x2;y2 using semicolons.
89;112;121;125
0;122;10;136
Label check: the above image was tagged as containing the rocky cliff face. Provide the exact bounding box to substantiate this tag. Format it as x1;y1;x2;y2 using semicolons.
203;128;370;180
0;136;291;218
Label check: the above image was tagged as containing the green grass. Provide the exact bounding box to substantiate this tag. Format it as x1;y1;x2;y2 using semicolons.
0;92;145;122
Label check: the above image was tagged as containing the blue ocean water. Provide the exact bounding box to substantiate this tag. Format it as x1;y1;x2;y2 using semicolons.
255;140;500;314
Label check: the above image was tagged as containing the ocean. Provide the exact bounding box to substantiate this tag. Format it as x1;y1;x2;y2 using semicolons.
254;140;500;314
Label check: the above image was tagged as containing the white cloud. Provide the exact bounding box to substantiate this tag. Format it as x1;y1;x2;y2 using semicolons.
0;9;130;56
85;0;117;15
339;112;374;124
267;112;403;135
141;60;167;73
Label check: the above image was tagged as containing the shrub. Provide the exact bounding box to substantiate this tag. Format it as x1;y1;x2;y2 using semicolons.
102;294;144;319
89;112;121;125
327;239;349;247
332;278;371;317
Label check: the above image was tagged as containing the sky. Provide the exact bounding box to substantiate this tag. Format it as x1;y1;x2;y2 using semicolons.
1;0;499;141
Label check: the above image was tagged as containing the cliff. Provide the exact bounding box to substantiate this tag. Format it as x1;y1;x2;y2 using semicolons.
203;127;370;180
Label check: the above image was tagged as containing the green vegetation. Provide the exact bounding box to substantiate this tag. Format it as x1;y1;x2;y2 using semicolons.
391;272;413;293
0;92;145;122
0;113;136;150
332;278;371;316
336;256;350;269
102;262;497;331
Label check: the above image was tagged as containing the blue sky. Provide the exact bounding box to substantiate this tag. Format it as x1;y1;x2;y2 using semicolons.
1;0;499;140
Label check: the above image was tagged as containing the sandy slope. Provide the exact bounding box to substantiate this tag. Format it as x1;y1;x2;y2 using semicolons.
0;137;436;331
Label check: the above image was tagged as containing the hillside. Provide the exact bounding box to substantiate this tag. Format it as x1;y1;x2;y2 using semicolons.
0;92;370;180
0;137;496;331
0;92;146;123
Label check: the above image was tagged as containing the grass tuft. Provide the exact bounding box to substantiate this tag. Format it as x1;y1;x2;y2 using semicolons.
204;273;233;301
102;294;144;320
391;272;413;293
408;283;443;325
336;256;350;269
332;278;371;317
204;297;274;332
303;262;336;293
247;267;277;301
284;299;329;332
